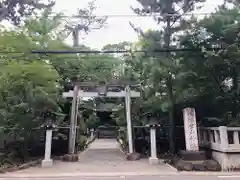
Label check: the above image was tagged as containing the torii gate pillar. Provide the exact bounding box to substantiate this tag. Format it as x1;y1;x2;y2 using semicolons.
125;85;133;153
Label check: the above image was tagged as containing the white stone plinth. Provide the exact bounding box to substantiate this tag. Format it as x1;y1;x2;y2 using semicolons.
150;128;157;158
41;159;53;168
90;129;94;140
149;127;159;165
42;129;53;168
149;157;159;165
183;108;199;151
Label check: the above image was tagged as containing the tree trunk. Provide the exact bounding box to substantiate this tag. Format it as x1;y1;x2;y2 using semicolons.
72;29;79;47
22;133;30;162
167;76;175;153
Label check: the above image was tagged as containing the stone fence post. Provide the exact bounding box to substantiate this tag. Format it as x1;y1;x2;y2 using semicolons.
219;126;228;150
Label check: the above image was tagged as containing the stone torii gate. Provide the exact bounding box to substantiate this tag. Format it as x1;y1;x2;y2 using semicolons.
63;82;140;155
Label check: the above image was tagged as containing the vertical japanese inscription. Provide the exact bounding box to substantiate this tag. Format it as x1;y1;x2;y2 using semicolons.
183;108;199;151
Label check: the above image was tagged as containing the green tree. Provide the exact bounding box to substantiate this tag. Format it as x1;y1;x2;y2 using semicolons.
132;0;206;152
0;60;61;159
0;8;120;159
65;0;107;47
0;0;54;25
179;6;240;120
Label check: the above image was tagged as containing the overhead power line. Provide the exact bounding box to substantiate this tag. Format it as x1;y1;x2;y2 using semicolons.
30;47;228;54
44;12;240;18
0;47;224;54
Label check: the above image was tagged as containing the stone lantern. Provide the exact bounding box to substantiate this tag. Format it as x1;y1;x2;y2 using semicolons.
146;114;160;128
145;113;160;165
44;117;56;130
41;114;56;168
96;82;107;97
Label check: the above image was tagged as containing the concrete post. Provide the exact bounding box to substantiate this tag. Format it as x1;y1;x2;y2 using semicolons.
233;131;239;144
219;126;228;150
149;127;159;165
125;85;133;153
214;130;220;144
42;129;53;167
209;130;214;142
90;128;94;141
69;85;79;154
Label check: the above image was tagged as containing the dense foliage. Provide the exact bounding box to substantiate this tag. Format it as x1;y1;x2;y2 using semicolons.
112;2;240;153
0;0;55;25
0;4;120;163
0;0;239;161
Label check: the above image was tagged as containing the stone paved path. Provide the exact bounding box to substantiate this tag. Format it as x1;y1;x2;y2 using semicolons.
3;139;175;175
2;175;240;180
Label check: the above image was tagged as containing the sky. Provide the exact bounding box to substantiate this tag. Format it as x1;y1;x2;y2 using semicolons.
52;0;224;49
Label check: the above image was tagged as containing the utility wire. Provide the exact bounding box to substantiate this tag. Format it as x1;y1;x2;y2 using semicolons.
38;12;240;18
0;47;227;54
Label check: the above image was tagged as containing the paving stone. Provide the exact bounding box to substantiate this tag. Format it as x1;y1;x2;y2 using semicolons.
4;139;175;175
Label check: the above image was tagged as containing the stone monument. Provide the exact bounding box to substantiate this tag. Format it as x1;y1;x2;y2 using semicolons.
174;107;221;171
180;107;206;161
183;108;199;151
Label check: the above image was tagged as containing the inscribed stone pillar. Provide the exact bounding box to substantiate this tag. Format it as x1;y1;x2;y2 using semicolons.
183;107;199;151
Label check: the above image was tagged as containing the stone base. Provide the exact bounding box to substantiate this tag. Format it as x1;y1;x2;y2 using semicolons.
125;152;141;161
62;154;79;162
211;150;240;171
180;150;206;161
149;157;159;165
174;159;221;171
41;159;53;168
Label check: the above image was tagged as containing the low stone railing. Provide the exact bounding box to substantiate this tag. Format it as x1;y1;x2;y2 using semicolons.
199;126;240;170
199;126;240;152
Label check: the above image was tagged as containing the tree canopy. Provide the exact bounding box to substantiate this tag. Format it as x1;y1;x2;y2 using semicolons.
0;4;122;161
0;0;239;160
0;0;55;25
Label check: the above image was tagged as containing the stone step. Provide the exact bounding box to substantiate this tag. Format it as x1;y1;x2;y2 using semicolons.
174;159;221;171
97;130;117;139
179;150;206;161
